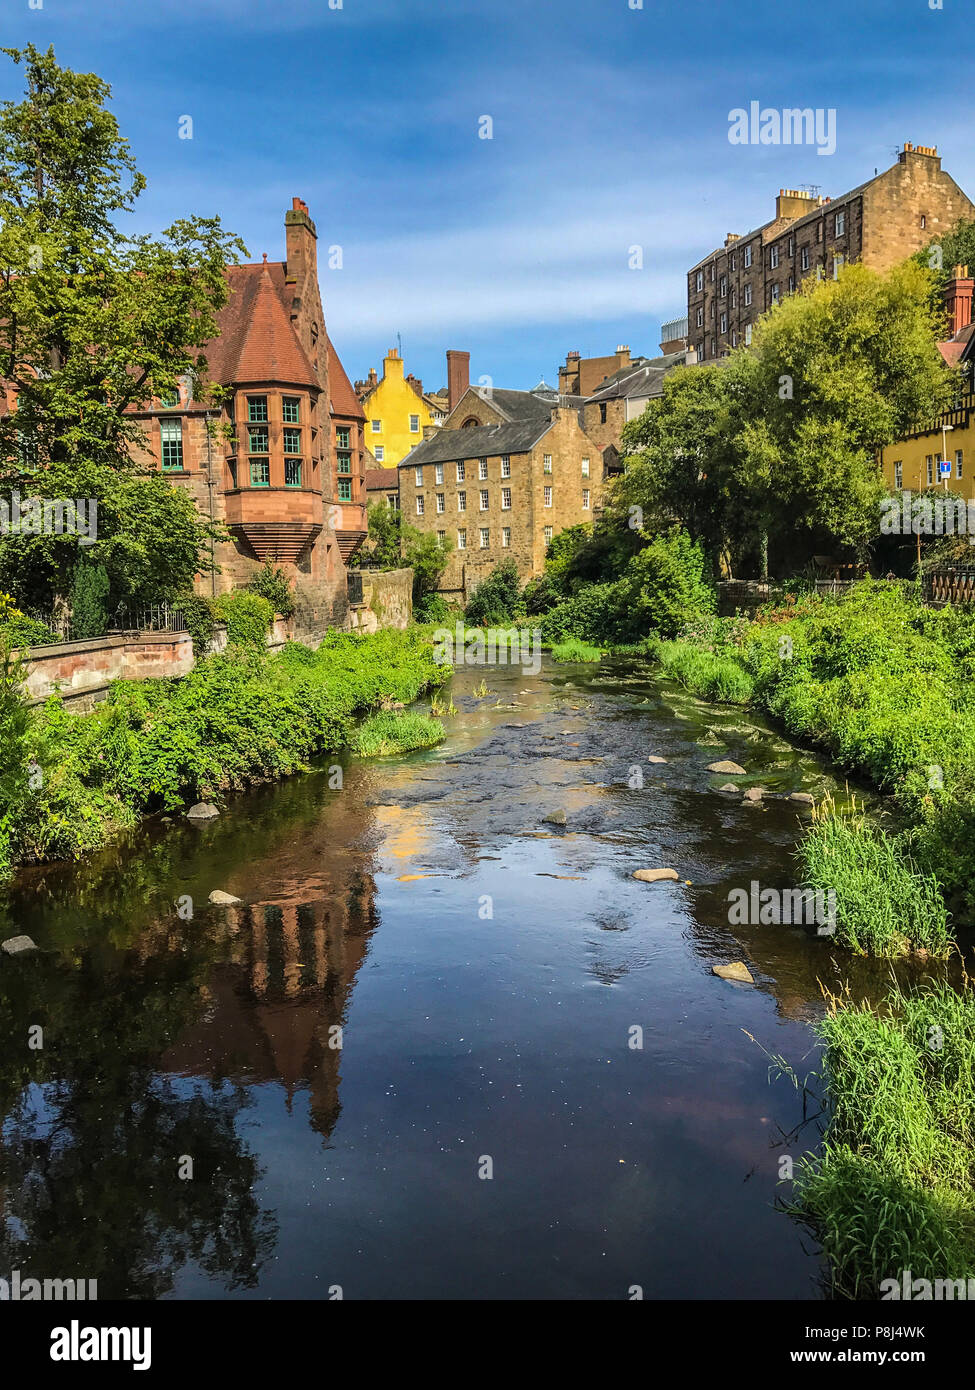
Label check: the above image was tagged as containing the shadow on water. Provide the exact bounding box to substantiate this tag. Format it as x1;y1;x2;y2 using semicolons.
0;652;961;1298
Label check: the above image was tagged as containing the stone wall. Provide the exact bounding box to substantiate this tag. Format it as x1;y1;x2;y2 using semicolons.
357;567;412;631
19;632;195;710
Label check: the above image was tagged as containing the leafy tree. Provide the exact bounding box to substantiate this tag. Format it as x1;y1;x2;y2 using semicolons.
359;501;404;569
0;45;245;608
69;557;109;638
465;559;522;626
246;560;296;620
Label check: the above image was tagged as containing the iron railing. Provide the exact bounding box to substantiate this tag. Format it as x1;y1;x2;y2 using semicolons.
24;601;188;644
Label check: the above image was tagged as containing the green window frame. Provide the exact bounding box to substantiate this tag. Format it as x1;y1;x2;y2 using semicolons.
248;426;268;454
285;459;302;487
336;427;350;449
283;428;301;454
282;396;300;424
160;418;183;471
337;451;352;475
337;478;352;501
247;396;268;423
249;458;270;487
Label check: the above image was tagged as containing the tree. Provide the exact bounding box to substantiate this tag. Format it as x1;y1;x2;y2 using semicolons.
619;260;954;578
0;45;246;608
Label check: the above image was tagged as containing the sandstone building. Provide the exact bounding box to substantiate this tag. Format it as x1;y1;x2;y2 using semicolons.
688;143;975;361
125;197;367;627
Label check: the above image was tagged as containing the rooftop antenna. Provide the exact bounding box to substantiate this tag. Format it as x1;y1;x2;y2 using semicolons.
799;183;821;198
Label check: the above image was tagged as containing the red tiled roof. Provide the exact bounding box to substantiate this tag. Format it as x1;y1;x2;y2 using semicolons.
204;260;318;389
365;466;399;490
326;334;365;419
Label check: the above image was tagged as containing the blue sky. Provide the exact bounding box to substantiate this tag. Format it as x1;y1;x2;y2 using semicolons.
3;0;973;393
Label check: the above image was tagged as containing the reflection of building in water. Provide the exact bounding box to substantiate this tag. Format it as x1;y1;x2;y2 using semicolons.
162;865;377;1142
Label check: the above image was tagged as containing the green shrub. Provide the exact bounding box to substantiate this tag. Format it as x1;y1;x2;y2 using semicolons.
629;529;715;639
414;592;451;624
655;640;754;703
70;560;110;639
465;560;522;627
550;637;602;663
212;591;273;649
246;561;296;620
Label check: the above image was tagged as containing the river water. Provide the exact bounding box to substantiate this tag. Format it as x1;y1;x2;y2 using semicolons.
0;654;941;1299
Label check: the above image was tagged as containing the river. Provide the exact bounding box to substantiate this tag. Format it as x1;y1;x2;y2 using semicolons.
0;653;940;1299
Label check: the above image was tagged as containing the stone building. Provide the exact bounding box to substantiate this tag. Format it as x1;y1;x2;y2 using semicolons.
126;197;367;628
688;143;975;362
398;383;601;595
365;463;400;509
580;349;689;456
354;347;457;466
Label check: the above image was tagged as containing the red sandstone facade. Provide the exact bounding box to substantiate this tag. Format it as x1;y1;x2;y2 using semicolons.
128;198;367;621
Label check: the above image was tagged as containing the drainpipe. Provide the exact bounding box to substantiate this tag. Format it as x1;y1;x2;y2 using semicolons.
205;410;217;597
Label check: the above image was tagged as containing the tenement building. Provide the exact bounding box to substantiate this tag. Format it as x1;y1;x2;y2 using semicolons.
126;197;367;622
398;382;600;594
688;143;975;361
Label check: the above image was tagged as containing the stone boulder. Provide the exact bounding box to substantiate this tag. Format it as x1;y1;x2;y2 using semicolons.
707;760;746;775
712;961;754;983
186;803;219;821
1;935;37;956
633;868;679;883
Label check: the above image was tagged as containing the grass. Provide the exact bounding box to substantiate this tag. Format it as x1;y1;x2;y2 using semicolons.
655;639;755;703
796;796;951;957
550;637;602;663
788;981;975;1297
347;711;445;758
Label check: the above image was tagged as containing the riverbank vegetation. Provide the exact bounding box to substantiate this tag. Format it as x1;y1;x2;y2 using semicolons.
0;627;449;877
349;709;445;757
788;980;975;1297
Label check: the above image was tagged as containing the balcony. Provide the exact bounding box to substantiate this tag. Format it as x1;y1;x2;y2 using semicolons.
224;478;323;563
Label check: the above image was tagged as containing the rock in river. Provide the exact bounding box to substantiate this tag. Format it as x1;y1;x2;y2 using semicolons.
186;802;219;821
742;786;765;802
544;809;567;826
712;961;754;983
2;935;37;956
707;760;746;775
633;868;679;883
647;755;668;764
209;890;241;906
789;792;815;805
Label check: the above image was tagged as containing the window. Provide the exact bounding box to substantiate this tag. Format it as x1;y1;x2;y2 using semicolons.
478;458;488;480
285;459;302;487
479;527;490;548
927;455;934;486
770;246;779;269
371;419;381;433
386;494;397;508
435;463;444;484
801;246;809;271
160;418;183;471
731;289;737;309
249;458;270;487
957;449;964;480
835;211;845;236
544;485;552;508
599;403;607;424
283;428;301;454
416;496;425;515
730;252;737;271
731;330;738;348
544;525;553;544
501;526;511;548
480;488;489;510
437;530;446;544
247;396;267;423
817;221;823;241
457;528;467;549
336;426;350;448
415;466;423;485
337;478;353;501
770;284;780;304
719;275;727;297
581;458;590;477
283;397;300;424
744;324;752;346
374;445;384;462
501;487;511;510
410;414;420;433
710;337;716;355
456;461;466;482
582;489;590;509
744;244;753;268
788;235;795;257
894;460;903;489
337;451;352;475
543;454;552;473
696;307;703;327
743;283;752;306
436;493;445;512
720;312;727;333
710;263;716;282
833;254;844;280
710;301;715;319
788;275;796;292
248;425;268;454
501;456;511;477
458;491;466;511
920;214;927;230
695;270;704;291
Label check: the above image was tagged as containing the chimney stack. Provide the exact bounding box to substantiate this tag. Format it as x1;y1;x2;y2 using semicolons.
446;349;470;413
284;196;317;296
946;264;974;337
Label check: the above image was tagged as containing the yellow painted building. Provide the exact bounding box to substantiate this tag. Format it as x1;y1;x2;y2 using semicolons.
356;348;438;467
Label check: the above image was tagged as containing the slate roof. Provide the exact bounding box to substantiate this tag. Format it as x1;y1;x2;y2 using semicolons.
466;386;586;422
398;418;553;467
586;352;686;401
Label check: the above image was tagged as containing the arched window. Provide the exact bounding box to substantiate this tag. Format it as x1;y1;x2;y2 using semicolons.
461;416;480;428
